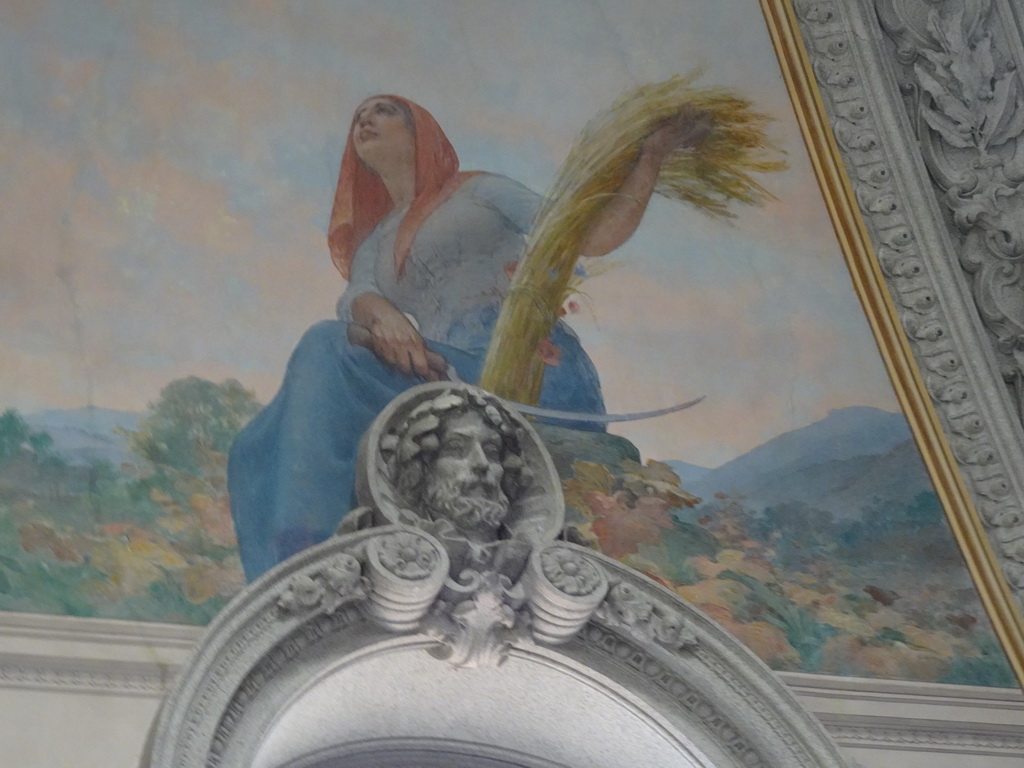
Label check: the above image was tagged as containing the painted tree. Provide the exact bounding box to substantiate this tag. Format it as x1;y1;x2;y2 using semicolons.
130;377;260;479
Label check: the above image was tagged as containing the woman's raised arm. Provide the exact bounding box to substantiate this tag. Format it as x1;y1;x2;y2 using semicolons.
579;106;714;258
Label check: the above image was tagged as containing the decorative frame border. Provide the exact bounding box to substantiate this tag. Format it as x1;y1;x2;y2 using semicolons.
766;0;1024;686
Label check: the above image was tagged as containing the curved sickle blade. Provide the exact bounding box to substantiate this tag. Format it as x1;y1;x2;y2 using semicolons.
348;322;704;425
498;395;706;425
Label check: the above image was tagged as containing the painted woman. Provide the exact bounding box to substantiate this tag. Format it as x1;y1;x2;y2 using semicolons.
228;95;710;580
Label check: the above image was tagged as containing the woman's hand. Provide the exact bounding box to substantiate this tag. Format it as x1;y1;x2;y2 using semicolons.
641;105;715;162
351;294;443;380
580;106;714;258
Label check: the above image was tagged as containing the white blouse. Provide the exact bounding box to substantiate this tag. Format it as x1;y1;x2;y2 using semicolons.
336;173;542;351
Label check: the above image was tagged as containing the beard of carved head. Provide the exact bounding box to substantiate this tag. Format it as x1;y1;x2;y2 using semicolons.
422;474;510;535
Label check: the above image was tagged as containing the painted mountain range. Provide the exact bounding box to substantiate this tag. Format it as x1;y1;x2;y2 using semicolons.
24;407;142;467
684;406;931;518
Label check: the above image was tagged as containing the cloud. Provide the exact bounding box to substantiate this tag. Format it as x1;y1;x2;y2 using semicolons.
0;121;342;413
0;140;82;351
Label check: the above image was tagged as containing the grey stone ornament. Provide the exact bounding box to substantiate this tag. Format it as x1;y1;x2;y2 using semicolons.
355;381;565;547
877;0;1024;423
364;530;449;632
524;543;610;646
794;0;1024;609
351;382;608;667
596;580;698;653
143;384;851;768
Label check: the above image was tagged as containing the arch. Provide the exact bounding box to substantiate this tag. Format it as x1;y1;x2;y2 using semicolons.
145;384;850;768
144;529;850;768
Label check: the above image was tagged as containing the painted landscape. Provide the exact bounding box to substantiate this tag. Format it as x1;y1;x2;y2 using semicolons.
0;381;252;625
0;380;1014;687
1;0;1016;690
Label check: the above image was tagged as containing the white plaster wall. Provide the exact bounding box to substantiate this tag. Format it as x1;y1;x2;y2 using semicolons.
0;613;193;768
0;688;162;768
251;645;714;768
0;613;1021;768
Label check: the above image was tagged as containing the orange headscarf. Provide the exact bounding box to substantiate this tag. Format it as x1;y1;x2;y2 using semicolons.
327;95;475;280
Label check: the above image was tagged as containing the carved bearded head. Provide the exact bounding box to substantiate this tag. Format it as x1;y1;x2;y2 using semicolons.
387;390;533;542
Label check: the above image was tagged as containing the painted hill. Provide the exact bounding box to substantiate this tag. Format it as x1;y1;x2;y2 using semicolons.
662;459;712;486
24;406;142;467
686;406;929;518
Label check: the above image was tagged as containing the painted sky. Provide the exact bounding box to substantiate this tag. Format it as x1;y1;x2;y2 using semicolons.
0;0;898;466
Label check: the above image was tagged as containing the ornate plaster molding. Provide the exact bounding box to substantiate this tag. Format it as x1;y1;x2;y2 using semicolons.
142;383;850;768
875;0;1024;421
790;0;1024;608
1;612;1021;758
0;610;197;697
783;670;1024;756
821;715;1024;756
595;579;698;652
0;654;168;697
141;529;850;768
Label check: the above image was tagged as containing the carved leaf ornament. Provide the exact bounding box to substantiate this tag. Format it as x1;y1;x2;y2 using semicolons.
879;0;1024;421
914;10;1024;154
767;0;1024;612
539;547;604;596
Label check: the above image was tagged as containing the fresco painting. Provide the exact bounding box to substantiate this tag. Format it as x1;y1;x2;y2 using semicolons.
0;0;1015;686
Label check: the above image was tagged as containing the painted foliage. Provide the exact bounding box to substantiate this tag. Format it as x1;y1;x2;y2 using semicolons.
0;0;1014;685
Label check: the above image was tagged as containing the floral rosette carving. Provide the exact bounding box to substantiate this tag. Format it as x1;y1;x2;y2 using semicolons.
277;553;366;617
375;530;440;580
539;546;603;596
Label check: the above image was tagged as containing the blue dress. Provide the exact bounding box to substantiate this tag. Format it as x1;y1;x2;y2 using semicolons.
228;174;604;580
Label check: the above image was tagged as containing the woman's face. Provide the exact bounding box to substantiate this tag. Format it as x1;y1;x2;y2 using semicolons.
352;97;414;173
